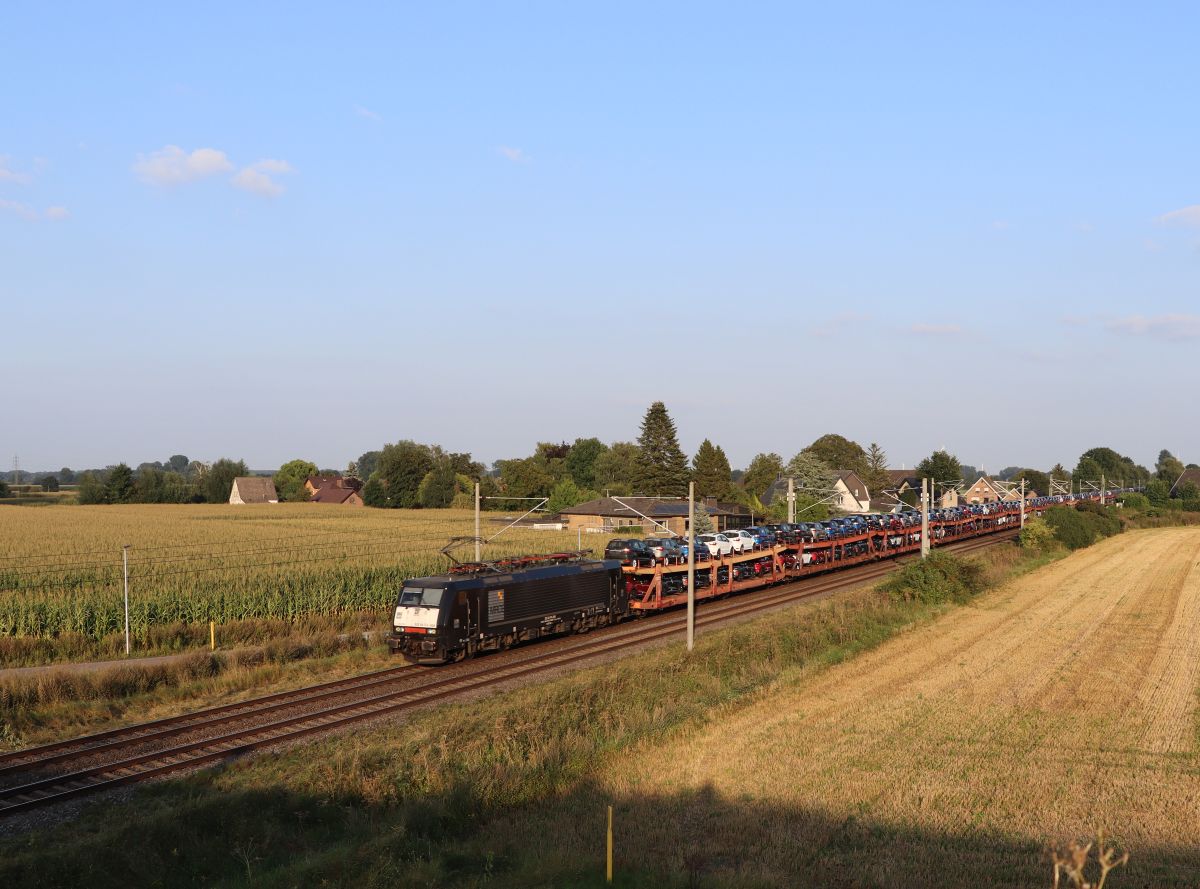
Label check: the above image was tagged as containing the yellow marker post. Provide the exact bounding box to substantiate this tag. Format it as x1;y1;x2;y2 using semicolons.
606;804;613;883
209;621;215;651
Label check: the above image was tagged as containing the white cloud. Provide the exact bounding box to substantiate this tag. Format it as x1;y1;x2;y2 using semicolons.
498;145;528;163
1157;205;1200;227
910;323;963;336
0;155;30;184
354;104;381;122
1107;314;1200;341
0;198;36;219
133;145;233;186
230;159;295;197
0;199;67;221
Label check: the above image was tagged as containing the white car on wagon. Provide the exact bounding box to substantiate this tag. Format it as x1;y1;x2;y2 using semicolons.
697;533;735;557
723;529;757;553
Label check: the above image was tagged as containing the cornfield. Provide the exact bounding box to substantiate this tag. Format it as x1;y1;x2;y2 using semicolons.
0;504;617;659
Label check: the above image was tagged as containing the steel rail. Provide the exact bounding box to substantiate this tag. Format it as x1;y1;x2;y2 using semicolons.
0;531;1013;817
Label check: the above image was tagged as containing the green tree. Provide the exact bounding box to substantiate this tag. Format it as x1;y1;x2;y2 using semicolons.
592;441;640;494
166;454;190;474
1156;449;1186;483
741;453;783;500
0;479;8;498
564;437;607;489
351;450;382;483
362;476;387;507
916;450;963;484
691;508;715;535
1144;479;1171;506
105;463;135;504
1012;469;1050;497
862;442;889;496
1175;481;1200;501
417;464;460;508
75;471;105;504
803;433;868;476
41;476;60;492
275;459;318;502
204;458;250;503
547;478;594;514
374;441;435;508
1074;447;1149;485
633;401;690;496
496;455;559;501
784;451;836;493
691;439;734;500
1050;463;1070;483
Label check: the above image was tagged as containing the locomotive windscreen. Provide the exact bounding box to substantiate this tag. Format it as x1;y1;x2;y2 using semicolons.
399;587;446;607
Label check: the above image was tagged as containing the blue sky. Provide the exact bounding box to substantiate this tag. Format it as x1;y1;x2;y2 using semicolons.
2;2;1197;474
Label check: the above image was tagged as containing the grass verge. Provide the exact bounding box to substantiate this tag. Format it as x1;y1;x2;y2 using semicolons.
0;537;1081;887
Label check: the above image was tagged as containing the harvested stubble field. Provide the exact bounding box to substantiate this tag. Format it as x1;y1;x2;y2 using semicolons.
0;504;614;665
553;526;1200;885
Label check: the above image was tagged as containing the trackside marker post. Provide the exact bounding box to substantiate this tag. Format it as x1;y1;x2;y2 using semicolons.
122;544;131;655
210;621;216;651
606;804;613;883
687;482;695;652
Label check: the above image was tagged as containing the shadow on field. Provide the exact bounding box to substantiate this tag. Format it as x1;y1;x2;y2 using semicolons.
3;777;1198;888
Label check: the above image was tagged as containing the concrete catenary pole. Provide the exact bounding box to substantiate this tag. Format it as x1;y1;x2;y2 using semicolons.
787;477;795;524
687;481;696;652
1100;473;1105;506
474;482;481;562
920;478;930;559
122;544;131;656
1019;478;1026;528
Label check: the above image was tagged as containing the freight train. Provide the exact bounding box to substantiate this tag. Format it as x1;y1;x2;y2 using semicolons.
388;490;1126;663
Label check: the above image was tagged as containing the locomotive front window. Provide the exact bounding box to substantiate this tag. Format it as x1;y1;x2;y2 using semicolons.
399;587;445;607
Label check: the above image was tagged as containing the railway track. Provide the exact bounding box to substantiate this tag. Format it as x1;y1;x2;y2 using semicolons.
0;531;1013;818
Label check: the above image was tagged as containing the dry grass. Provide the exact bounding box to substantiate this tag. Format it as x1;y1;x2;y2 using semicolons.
4;533;1197;886
0;503;615;664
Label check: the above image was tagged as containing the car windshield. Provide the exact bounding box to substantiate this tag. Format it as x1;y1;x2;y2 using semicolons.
399;587;445;608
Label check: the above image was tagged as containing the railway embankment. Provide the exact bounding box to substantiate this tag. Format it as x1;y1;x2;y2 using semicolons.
0;533;1087;887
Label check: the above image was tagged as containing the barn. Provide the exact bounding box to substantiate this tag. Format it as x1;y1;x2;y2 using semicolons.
229;477;279;504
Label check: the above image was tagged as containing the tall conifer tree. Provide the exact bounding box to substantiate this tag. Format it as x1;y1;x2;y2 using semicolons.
634;401;690;496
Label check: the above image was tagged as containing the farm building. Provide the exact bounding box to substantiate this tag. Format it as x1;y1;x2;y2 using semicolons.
303;475;363;497
310;485;364;506
229;477;278;504
557;496;752;536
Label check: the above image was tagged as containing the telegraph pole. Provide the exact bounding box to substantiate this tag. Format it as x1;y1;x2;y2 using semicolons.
122;544;131;656
474;482;481;562
920;478;930;559
686;481;696;652
787;477;795;524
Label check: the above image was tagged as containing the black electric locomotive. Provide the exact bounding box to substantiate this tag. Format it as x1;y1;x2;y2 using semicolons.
388;557;627;664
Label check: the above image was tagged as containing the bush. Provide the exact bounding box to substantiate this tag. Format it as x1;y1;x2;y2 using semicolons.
1018;517;1058;552
1119;492;1150;512
1042;505;1121;550
1042;507;1094;550
881;551;988;606
1183;499;1200;513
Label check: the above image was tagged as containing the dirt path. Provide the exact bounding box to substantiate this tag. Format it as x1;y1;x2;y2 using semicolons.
606;529;1200;883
